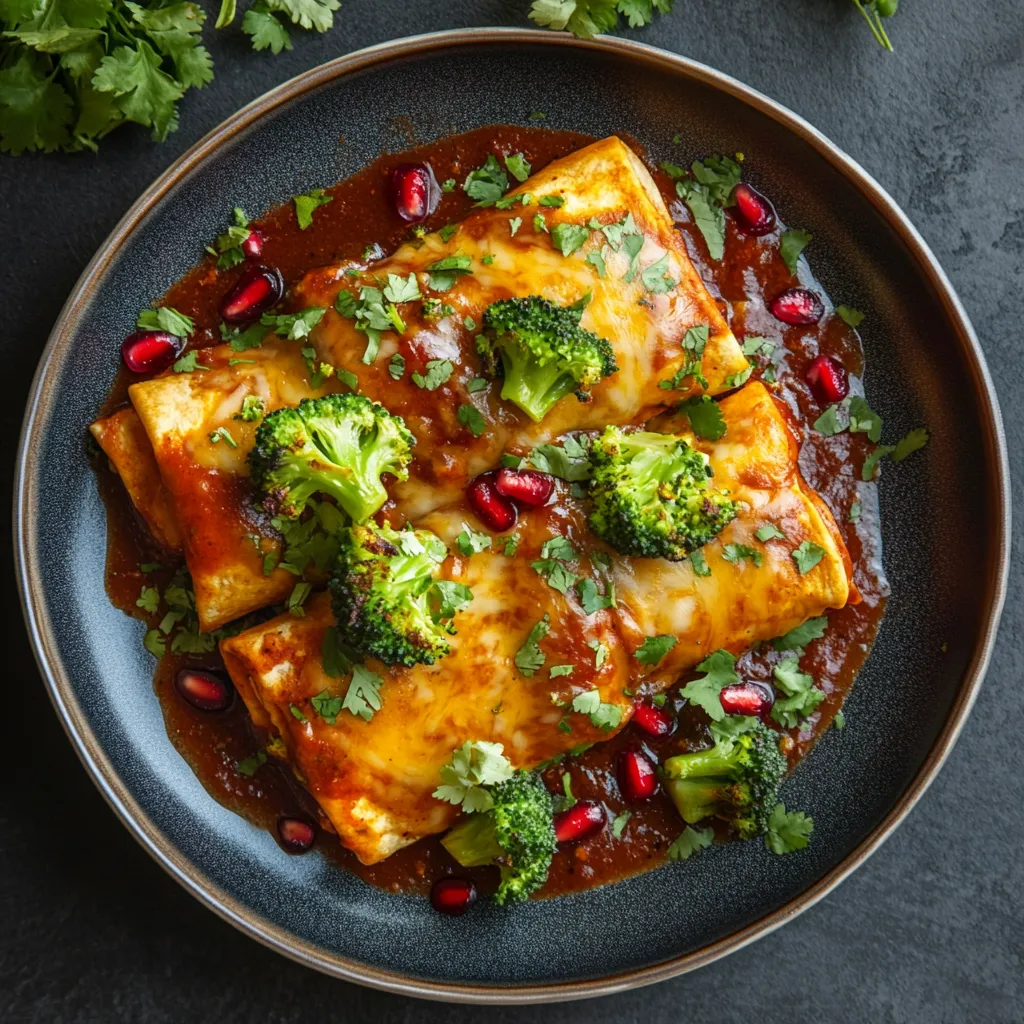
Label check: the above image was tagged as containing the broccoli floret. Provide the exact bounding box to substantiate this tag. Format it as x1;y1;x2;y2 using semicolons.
663;721;787;840
477;297;618;422
329;520;466;667
587;426;738;560
249;393;414;521
441;770;557;905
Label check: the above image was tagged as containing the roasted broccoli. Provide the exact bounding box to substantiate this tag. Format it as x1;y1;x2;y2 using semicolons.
329;520;470;667
441;770;557;905
662;720;787;840
477;296;618;422
249;393;414;521
587;427;738;560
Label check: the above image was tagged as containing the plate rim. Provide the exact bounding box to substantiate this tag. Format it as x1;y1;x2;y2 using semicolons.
13;27;1011;1004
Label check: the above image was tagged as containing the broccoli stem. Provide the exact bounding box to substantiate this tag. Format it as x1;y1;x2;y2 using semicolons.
441;812;504;867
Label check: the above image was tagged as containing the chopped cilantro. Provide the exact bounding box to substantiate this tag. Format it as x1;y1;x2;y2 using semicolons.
755;524;786;542
848;396;883;442
208;427;238;448
588;638;609;668
457;404;486;437
235;750;267;777
442;178;456;192
510;216;523;237
679;649;739;721
388;353;405;380
634;635;677;666
668;825;714;861
678;395;726;441
172;351;209;373
529;436;593;481
551;222;590;257
773;616;828;652
612;811;631;838
383;272;421;304
640;252;677;293
675;155;741;261
467;377;488;393
533;212;548;233
892;427;929;462
136;586;159;614
571;689;622;730
438;223;458;243
779;228;812;274
690;549;711;577
848;501;862;522
550;664;575;678
426;254;473;292
411;359;453;390
289;703;307;723
862;444;895;480
463;154;508;206
772;658;824;727
765;803;814;854
587;248;608;278
505;152;531;182
791;541;825;574
836;305;865;327
503;534;520;557
137;306;194;337
311;689;343;724
576;577;614;615
456;524;492;556
433;740;514;812
515;615;550;677
293;188;333;230
342;664;384;722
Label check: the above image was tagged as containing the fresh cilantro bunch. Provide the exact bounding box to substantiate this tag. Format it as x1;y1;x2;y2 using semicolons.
0;0;214;154
529;0;673;39
215;0;341;57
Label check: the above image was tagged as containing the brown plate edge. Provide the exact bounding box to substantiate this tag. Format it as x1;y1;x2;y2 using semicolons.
13;27;1011;1005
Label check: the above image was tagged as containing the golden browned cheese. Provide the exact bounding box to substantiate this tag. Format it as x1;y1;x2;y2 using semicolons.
222;504;630;865
296;136;749;518
219;382;853;866
611;382;854;685
91;136;747;631
126;341;344;630
90;407;183;550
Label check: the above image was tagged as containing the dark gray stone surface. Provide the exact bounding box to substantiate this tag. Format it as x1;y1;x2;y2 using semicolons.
1;1;1020;1019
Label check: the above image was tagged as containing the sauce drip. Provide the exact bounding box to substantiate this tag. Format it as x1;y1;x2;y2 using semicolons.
92;125;888;900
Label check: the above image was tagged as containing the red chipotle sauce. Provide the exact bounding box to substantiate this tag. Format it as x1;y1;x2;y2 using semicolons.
92;126;888;899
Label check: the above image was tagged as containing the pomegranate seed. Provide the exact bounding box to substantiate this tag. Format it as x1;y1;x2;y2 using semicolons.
174;669;233;712
553;801;605;845
390;163;440;223
430;876;477;916
731;183;776;236
493;467;555;507
719;680;774;718
466;472;517;532
805;353;849;405
241;228;265;260
121;330;185;374
219;264;284;324
769;288;825;326
277;816;316;853
631;701;674;738
618;750;658;802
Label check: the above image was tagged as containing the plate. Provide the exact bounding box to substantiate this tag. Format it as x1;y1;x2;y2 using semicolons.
14;28;1009;1003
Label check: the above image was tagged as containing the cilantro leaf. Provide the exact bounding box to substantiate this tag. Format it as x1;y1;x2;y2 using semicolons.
528;0;620;39
383;272;421;304
765;803;814;854
576;577;614;614
505;152;531;182
266;0;339;33
771;657;824;727
722;543;763;567
791;541;825;574
892;427;929;462
456;524;492;556
92;40;182;142
571;689;623;730
551;222;590;257
634;634;677;666
848;396;882;442
311;689;343;725
242;2;293;52
779;228;812;274
611;811;631;838
836;304;864;327
293;188;332;230
433;740;514;812
457;403;486;437
411;359;453;390
529;438;592;480
515;615;550;677
755;523;786;542
463;154;508;206
137;306;193;337
0;51;73;155
675;155;741;261
773;616;828;651
342;664;384;722
678;395;727;441
641;251;677;293
668;825;713;861
532;559;578;595
862;444;895;480
679;649;738;721
690;549;711;577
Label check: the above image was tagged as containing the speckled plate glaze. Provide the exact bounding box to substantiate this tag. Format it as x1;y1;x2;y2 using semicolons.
14;29;1009;1003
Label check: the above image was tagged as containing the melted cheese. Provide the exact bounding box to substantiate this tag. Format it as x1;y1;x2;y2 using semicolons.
222;504;630;865
296;136;748;517
126;341;344;630
220;383;853;865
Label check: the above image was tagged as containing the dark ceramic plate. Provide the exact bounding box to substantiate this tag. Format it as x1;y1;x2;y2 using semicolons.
15;29;1009;1003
